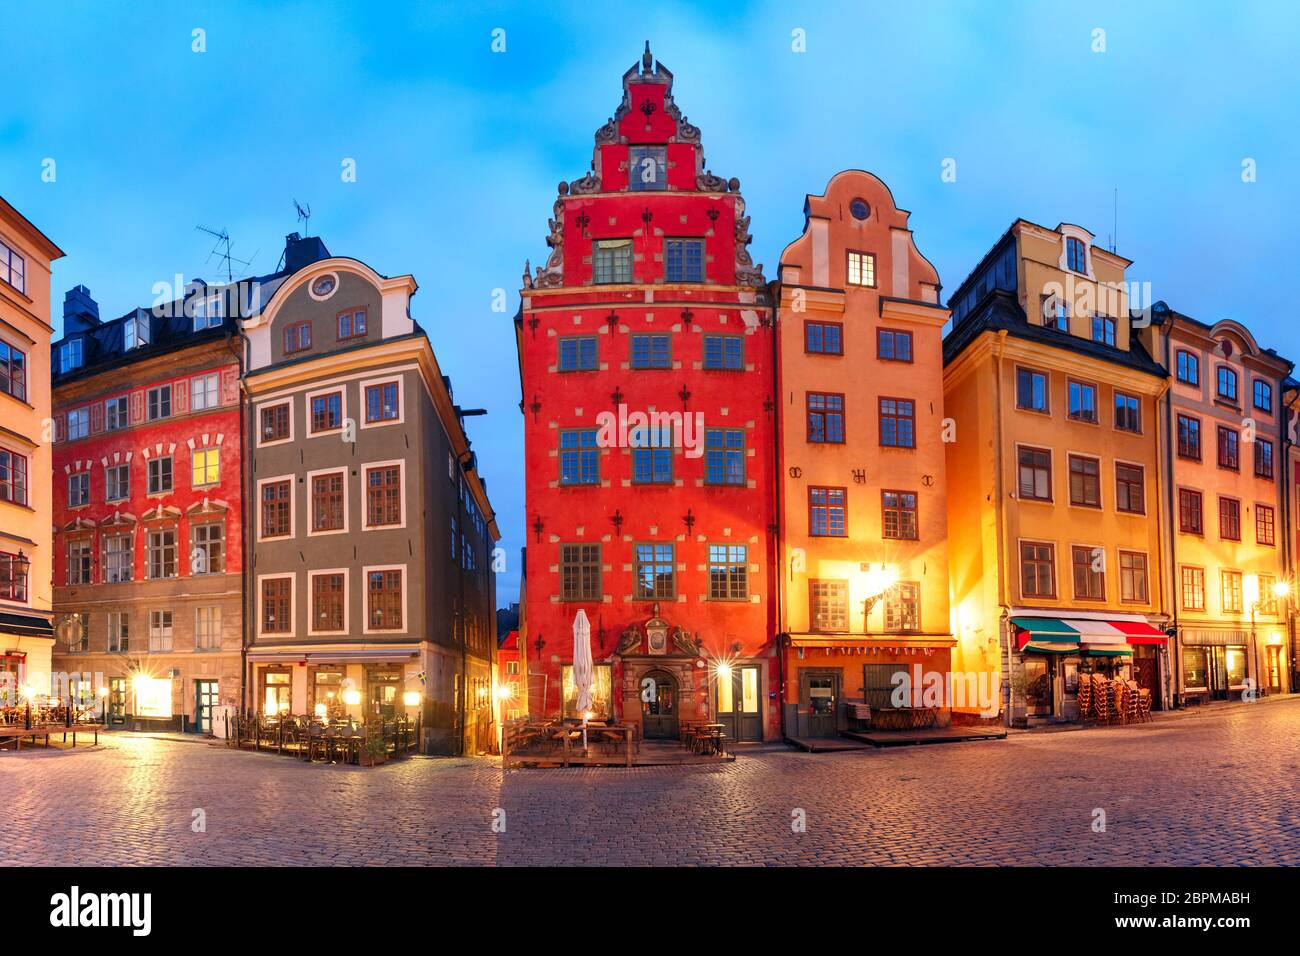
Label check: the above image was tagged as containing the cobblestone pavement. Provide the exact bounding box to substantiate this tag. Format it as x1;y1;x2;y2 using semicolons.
2;699;1298;866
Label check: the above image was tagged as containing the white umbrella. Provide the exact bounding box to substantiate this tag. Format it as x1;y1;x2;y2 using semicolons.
572;609;594;751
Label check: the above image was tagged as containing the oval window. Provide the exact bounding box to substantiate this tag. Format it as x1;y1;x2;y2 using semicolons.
849;198;870;220
309;274;337;300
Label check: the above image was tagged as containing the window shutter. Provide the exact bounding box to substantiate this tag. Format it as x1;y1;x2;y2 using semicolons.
129;390;145;424
174;380;190;415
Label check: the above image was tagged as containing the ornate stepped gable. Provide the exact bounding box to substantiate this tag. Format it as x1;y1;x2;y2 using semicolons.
523;43;766;292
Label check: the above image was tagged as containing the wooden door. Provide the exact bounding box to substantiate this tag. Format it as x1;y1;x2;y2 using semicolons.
718;665;763;741
1132;653;1159;710
800;671;838;737
641;671;678;739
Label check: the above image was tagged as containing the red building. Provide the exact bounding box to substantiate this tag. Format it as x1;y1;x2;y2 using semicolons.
50;283;245;731
516;44;777;741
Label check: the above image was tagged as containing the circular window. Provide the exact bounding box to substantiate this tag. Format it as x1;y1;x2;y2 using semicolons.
308;273;338;301
849;198;870;221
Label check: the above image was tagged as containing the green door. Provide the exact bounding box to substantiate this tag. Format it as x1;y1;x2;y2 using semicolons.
195;680;219;734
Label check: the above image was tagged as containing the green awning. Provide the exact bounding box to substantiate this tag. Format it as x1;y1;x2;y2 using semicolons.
1011;616;1080;636
1022;640;1079;654
1081;647;1133;657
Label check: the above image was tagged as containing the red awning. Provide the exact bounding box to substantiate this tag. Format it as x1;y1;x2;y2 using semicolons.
1106;620;1167;644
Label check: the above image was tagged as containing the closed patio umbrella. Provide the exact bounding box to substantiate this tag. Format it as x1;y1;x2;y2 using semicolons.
572;609;594;751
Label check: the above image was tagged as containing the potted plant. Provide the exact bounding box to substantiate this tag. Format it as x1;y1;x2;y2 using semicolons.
359;732;388;766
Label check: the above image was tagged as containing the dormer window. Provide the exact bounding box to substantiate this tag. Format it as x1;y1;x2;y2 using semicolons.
1066;237;1087;273
59;338;83;374
192;295;223;331
1091;314;1116;347
628;146;667;191
1040;295;1069;331
124;314;150;350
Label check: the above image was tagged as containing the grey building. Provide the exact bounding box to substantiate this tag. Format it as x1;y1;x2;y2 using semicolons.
240;235;500;755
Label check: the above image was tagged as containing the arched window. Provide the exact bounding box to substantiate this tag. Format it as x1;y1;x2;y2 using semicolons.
1216;366;1238;403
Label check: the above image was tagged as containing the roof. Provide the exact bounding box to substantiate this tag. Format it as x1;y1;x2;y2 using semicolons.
0;195;65;261
943;288;1167;378
499;630;519;652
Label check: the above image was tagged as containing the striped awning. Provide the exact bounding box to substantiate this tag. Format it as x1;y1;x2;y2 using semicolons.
1012;616;1165;652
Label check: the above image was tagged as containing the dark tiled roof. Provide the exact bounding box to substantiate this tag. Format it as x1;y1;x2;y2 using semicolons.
943;288;1167;378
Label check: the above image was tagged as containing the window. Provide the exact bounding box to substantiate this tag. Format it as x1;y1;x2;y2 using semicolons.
879;398;915;448
309;391;343;433
284;322;312;354
1017;446;1052;501
806;392;844;444
882;490;918;540
1016;368;1048;412
1068;455;1101;507
1091;314;1116;347
634;543;675;600
628;145;667;191
105;463;129;501
1217;426;1239;470
67;539;92;585
1040;295;1069;331
1255;439;1274;480
1066;237;1086;272
1119;551;1149;603
67;407;89;440
195;606;221;650
338;308;368;339
1257;504;1276;546
107;611;129;652
147;456;173;494
191;373;219;411
1178;488;1203;534
191;522;224;574
103;534;132;583
121;313;149;350
1175;350;1200;385
62;614;90;651
1072;546;1105;600
1020;541;1056;598
631;436;673;484
810;580;848;632
560;544;601;600
702;334;742;370
1114;392;1141;432
364;382;399;423
252;405;288;447
1067;380;1097;423
365;465;402;526
148;610;173;652
0;238;26;293
1176;414;1201;459
68;472;89;507
0;551;29;602
805;322;842;355
1219;497;1241;541
1253;379;1273;413
145;385;171;421
846;251;876;287
306;472;344;533
261;480;291;537
559;429;599;485
59;339;85;375
0;340;27;401
885;583;920;632
877;329;913;362
1221;571;1243;613
312;573;346;632
261;578;292;633
191;295;222;331
191;448;219;487
558;336;598;371
147;530;177;579
1181;567;1206;610
665;238;705;282
1115;463;1145;514
704;429;745;485
0;448;27;505
593;239;633;284
104;395;128;431
809;487;847;537
708;544;747;600
630;333;671;369
1216;366;1238;403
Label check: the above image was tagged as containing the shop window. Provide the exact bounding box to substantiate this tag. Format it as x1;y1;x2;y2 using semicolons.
134;677;173;719
561;664;612;717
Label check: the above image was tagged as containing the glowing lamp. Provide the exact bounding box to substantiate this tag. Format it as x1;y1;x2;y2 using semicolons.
1243;574;1260;606
402;691;421;707
715;662;733;679
314;703;327;718
342;689;362;706
1274;581;1290;598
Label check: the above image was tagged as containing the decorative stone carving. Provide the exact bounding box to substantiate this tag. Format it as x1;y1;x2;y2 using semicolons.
697;170;728;192
617;626;641;655
671;628;702;657
569;172;601;195
595;117;619;144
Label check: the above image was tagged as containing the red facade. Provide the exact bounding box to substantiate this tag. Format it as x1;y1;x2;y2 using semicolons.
517;46;778;740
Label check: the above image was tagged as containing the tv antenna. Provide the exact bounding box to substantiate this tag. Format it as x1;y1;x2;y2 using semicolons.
196;225;255;284
293;199;312;236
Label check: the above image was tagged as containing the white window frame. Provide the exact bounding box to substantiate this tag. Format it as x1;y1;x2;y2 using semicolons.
305;384;348;437
105;463;130;502
104;395;129;431
59;339;83;374
359;375;404;429
190;373;220;411
107;610;129;652
255;397;294;447
67;407;90;440
191;447;220;489
146;384;172;421
194;605;222;651
148;609;174;652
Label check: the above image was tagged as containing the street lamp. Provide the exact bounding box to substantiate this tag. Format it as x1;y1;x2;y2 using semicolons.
1244;576;1289;699
860;563;899;636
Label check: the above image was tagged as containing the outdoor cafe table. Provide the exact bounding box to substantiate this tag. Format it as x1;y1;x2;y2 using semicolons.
552;724;634;767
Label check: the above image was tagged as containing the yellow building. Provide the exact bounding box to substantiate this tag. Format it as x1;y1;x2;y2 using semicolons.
774;170;957;737
1138;305;1292;701
0;196;65;699
944;221;1170;726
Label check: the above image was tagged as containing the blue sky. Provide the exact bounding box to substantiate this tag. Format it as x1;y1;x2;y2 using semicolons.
3;0;1299;607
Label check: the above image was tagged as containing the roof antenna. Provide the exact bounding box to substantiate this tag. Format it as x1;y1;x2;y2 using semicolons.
293;198;312;237
196;225;253;284
1111;187;1118;253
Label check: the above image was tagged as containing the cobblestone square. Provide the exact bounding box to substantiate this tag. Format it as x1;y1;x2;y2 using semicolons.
2;700;1297;866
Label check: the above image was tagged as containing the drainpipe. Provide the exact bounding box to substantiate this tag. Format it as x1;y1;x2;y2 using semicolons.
1281;388;1296;693
992;330;1012;726
224;323;251;724
1161;326;1180;708
769;283;787;740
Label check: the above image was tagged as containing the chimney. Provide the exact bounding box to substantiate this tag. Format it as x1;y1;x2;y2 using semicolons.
63;285;100;334
284;232;331;274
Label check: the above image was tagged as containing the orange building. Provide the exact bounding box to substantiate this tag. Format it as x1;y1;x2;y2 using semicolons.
944;221;1171;726
772;170;958;739
1138;305;1293;702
